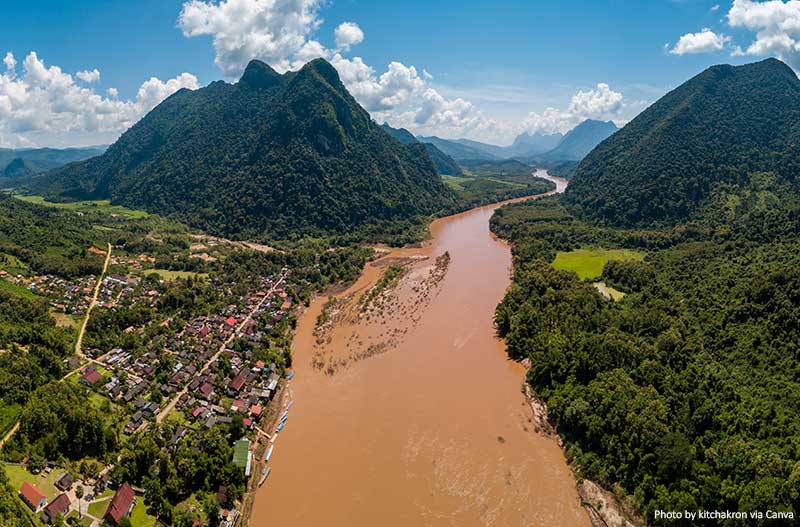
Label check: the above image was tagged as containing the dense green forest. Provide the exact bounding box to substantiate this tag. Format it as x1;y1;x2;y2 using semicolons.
0;194;105;277
565;59;800;227
493;174;800;523
30;59;457;243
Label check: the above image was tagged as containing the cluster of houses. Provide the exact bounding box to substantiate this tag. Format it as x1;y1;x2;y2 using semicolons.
75;274;291;437
179;358;281;431
2;271;97;314
18;477;136;526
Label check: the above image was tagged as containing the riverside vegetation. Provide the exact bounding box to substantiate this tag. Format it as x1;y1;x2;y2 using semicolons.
493;58;800;525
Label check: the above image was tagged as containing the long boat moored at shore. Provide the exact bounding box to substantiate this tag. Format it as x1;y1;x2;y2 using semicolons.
265;444;274;461
258;467;271;487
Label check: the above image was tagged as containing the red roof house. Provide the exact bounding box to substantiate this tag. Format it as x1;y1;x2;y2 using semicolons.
19;482;47;511
199;382;213;399
80;369;103;386
105;482;136;525
225;316;237;327
227;373;246;394
42;492;71;523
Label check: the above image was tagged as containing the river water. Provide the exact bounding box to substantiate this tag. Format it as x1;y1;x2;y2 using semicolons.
250;171;589;527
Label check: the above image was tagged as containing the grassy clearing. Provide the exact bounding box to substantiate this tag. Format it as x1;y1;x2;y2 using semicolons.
15;195;149;219
593;281;626;301
552;248;644;280
0;278;39;300
441;174;473;191
0;253;29;275
147;269;208;281
50;310;80;329
4;463;64;500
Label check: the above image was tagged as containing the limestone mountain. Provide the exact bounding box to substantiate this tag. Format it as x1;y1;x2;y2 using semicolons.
36;59;456;241
565;58;800;227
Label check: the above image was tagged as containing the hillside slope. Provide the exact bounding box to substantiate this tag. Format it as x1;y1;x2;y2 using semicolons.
564;58;800;226
36;59;456;241
380;123;463;175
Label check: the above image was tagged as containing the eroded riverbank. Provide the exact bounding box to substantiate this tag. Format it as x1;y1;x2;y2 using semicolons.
250;170;589;526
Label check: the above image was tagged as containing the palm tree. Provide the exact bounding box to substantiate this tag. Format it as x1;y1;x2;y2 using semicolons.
75;485;84;518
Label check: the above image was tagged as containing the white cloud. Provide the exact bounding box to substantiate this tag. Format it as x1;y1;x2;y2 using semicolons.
711;4;721;12
0;51;197;147
136;73;200;112
3;52;16;75
727;0;800;68
334;22;364;51
178;0;324;75
522;83;627;134
76;68;100;83
670;28;731;54
107;87;119;98
178;0;499;140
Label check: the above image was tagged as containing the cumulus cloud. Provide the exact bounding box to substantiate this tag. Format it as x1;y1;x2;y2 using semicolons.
178;0;498;139
670;28;731;54
0;51;197;147
178;0;324;75
334;22;364;51
76;68;100;83
727;0;800;68
3;52;16;74
521;83;627;134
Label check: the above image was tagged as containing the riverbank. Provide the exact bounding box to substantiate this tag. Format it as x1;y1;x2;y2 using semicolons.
521;383;643;527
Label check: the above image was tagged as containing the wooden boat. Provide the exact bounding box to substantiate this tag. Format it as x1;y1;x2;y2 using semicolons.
258;467;271;487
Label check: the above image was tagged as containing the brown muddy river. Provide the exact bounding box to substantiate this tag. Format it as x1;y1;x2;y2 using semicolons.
250;171;589;527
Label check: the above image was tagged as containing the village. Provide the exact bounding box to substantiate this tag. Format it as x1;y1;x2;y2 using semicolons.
5;241;298;527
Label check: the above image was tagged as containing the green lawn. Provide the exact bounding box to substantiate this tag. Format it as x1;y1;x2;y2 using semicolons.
552;248;644;280
0;278;39;300
66;511;94;527
87;497;111;519
15;195;149;219
129;498;157;527
4;463;64;501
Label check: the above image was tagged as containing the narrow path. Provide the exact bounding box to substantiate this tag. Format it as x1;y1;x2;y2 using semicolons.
0;421;19;450
75;243;112;359
156;271;288;423
0;246;112;452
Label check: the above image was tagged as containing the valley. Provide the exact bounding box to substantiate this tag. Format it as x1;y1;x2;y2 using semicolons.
249;172;593;527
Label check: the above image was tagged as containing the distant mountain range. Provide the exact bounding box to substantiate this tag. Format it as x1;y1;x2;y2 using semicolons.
380;123;463;176
565;58;800;227
525;120;617;164
416;120;616;173
0;146;106;181
31;59;456;241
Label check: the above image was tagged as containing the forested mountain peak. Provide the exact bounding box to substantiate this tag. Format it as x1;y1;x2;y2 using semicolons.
32;58;456;242
238;59;284;90
564;58;800;227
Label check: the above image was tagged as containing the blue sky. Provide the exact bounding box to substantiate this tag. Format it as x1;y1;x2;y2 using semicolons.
0;1;794;147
